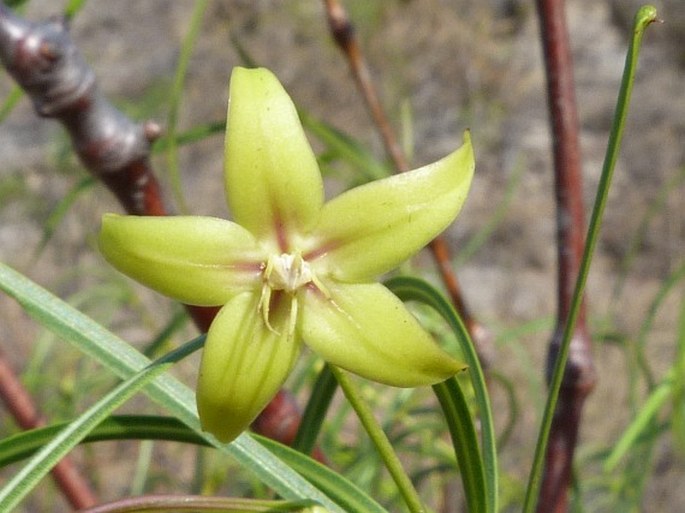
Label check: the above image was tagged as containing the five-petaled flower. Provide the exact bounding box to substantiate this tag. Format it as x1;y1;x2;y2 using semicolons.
98;67;475;443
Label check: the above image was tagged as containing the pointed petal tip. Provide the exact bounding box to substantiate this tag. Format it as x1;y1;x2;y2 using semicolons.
311;134;475;281
98;214;264;306
225;66;324;242
302;281;468;388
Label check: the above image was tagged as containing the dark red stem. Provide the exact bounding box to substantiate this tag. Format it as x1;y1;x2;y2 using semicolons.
535;0;597;510
0;6;311;502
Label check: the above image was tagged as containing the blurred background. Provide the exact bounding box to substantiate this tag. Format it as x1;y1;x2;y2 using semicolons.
0;1;683;511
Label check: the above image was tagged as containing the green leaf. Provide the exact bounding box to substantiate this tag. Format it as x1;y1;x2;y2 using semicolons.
0;261;345;512
433;378;487;513
35;177;95;257
164;0;210;214
257;433;389;513
299;110;389;183
0;415;379;513
293;364;337;455
0;337;203;511
386;276;498;513
0;416;207;467
521;7;659;512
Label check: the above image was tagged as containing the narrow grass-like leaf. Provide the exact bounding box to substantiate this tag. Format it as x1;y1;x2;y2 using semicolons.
299;110;390;182
612;165;685;299
256;435;388;513
0;262;346;512
0;415;384;513
490;370;519;448
671;289;685;452
604;376;671;471
143;307;189;358
34;177;95;257
79;496;320;513
0;416;208;467
0;337;202;511
0;85;23;123
293;364;337;455
433;378;487;513
454;154;525;267
521;7;659;511
63;0;88;19
386;276;498;513
164;0;209;213
634;258;685;387
153;120;226;153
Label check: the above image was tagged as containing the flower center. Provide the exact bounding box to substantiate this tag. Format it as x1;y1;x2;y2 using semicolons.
264;252;314;293
258;253;315;335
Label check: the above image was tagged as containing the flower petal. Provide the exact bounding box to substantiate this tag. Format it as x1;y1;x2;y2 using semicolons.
300;281;465;387
225;67;324;249
309;133;474;281
197;291;302;443
98;214;265;306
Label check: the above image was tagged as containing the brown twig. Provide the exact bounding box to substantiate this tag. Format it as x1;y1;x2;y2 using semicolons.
322;0;495;367
0;347;98;508
535;0;597;511
0;4;312;498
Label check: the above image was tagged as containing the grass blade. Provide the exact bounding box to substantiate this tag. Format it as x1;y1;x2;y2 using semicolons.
0;337;202;511
386;276;497;513
0;261;345;512
293;364;337;455
257;435;389;513
433;378;487;513
0;416;208;467
0;415;386;513
521;7;659;511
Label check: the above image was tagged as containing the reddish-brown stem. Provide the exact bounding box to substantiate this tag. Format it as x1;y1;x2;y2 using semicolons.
0;6;312;499
322;0;495;368
0;347;98;508
535;0;597;510
323;0;408;173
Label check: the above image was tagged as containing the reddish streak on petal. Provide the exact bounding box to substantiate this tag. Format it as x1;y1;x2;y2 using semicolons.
303;240;340;261
274;216;289;253
232;261;264;273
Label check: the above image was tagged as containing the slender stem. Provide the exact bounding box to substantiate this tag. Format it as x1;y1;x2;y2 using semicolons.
330;366;425;513
523;7;659;512
534;0;596;509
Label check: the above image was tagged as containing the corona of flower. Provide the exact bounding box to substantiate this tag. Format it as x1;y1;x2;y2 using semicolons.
98;67;475;443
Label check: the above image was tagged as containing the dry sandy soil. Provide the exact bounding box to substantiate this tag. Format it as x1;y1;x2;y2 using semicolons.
1;1;684;511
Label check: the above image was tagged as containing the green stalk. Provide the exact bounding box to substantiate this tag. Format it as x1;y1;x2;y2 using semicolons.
330;366;425;513
521;6;659;512
165;0;210;213
293;364;337;455
0;336;204;511
386;276;497;513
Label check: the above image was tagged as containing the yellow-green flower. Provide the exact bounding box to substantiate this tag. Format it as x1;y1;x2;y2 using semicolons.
98;67;475;443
